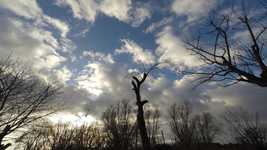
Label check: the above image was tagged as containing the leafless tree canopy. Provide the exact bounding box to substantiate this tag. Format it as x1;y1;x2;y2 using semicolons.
144;106;163;146
16;121;104;150
224;109;267;149
194;112;220;144
102;100;136;150
168;102;220;148
168;102;198;146
186;2;267;86
0;59;59;149
12;100;266;150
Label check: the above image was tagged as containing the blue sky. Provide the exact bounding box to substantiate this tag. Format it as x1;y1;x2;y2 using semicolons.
0;0;267;126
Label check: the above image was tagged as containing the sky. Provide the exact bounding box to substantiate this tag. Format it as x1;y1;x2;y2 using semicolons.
0;0;267;128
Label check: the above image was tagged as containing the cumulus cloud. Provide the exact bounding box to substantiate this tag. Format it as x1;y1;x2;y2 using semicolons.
74;52;136;117
0;0;70;38
56;0;151;27
100;0;151;26
155;26;201;69
0;0;74;85
75;51;267;123
54;66;73;83
0;0;42;19
76;63;112;96
129;6;151;27
100;0;131;22
116;39;156;65
1;0;266;129
56;0;99;23
76;51;120;97
0;17;64;69
171;0;216;22
207;83;267;117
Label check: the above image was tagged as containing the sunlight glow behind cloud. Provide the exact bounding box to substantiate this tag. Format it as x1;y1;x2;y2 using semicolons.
48;112;97;127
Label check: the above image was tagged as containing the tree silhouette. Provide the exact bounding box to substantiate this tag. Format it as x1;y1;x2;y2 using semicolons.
144;106;162;146
186;2;267;87
102;100;136;150
168;102;197;147
0;59;59;149
195;112;220;144
131;64;158;150
224;109;267;150
16;121;104;150
131;72;151;150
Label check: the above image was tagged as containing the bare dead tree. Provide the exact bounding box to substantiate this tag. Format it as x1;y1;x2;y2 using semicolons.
224;109;267;150
194;112;220;144
102;100;136;150
131;64;158;150
0;59;59;149
168;102;197;147
186;2;267;86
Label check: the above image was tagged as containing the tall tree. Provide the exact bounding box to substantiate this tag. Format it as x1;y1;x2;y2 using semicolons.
131;65;158;150
131;72;151;150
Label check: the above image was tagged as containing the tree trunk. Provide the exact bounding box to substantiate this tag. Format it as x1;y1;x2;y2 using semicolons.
137;101;150;150
132;73;151;150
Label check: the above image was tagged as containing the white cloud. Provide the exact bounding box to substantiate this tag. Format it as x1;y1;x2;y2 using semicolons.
0;0;70;38
56;0;99;22
2;0;266;129
76;62;113;96
171;0;216;22
76;52;120;97
116;39;156;65
129;6;151;27
0;0;42;19
145;17;173;33
83;51;114;64
42;16;70;38
100;0;131;22
48;112;96;127
0;17;65;70
56;0;151;27
0;0;76;85
155;26;201;69
207;83;267;114
54;66;72;83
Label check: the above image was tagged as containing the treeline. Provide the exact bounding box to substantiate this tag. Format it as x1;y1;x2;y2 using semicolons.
15;101;267;150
